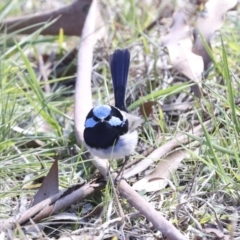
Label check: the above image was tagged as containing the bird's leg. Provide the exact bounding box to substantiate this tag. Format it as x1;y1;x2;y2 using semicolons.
114;156;129;185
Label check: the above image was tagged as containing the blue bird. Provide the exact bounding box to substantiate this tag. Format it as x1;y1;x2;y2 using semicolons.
83;49;142;160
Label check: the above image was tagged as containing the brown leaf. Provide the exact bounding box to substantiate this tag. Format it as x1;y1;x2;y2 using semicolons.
132;149;190;192
123;119;212;179
161;11;204;98
204;227;229;240
139;101;158;118
31;159;59;207
193;0;237;70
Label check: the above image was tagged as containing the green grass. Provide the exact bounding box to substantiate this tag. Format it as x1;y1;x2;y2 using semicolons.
1;0;240;239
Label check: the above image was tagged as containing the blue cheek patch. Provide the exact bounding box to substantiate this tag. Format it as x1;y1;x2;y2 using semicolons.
85;118;97;128
93;105;111;119
108;116;123;126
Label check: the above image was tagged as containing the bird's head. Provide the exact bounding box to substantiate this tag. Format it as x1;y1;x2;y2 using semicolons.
84;105;127;128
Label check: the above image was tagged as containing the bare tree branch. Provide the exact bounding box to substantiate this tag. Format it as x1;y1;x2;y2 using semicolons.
0;182;103;231
1;0;104;36
74;0;96;143
117;174;187;240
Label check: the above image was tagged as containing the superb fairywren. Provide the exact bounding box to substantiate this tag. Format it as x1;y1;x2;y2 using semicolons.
83;49;142;160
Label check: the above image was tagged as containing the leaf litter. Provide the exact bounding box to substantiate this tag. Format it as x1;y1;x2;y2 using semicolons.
1;0;240;239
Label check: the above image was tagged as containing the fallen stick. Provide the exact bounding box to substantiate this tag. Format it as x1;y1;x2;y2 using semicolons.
1;0;104;36
0;181;104;231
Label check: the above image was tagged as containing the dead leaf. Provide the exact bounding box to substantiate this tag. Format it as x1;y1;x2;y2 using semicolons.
132;149;190;192
31;159;59;207
123;119;212;179
204;227;229;240
139;101;158;118
161;11;204;98
193;0;237;70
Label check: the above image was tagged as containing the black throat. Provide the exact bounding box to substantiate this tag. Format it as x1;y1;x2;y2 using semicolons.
84;119;128;149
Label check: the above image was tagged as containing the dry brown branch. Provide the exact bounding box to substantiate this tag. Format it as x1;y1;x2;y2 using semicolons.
74;0;96;144
0;182;103;231
117;174;187;240
1;0;104;36
74;0;109;177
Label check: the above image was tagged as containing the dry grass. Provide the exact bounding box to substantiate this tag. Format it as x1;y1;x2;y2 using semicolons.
0;0;240;239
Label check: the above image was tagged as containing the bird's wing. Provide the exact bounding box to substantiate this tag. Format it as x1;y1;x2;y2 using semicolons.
125;112;143;132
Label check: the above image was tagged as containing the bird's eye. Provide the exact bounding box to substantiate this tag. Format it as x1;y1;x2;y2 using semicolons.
104;115;111;121
93;116;100;122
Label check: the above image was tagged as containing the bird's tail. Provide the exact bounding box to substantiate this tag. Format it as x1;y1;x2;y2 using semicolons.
109;48;130;112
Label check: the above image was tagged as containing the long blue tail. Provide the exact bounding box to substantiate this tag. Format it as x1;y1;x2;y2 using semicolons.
109;49;130;112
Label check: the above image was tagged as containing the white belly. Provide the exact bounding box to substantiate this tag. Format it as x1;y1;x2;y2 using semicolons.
86;130;138;159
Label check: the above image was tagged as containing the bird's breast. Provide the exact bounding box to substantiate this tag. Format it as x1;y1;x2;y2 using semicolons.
84;122;120;149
